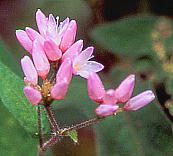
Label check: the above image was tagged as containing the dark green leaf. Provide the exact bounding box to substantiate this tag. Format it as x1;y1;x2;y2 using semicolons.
0;100;38;156
0;61;49;134
90;14;162;60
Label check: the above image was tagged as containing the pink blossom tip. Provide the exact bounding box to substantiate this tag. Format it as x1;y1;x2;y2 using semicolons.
56;58;72;84
32;39;50;79
21;56;38;85
23;86;42;105
95;104;119;117
60;20;77;52
50;80;69;99
124;90;155;110
88;72;105;103
16;30;32;53
44;39;62;61
62;39;83;61
103;89;117;105
115;74;135;103
36;9;47;37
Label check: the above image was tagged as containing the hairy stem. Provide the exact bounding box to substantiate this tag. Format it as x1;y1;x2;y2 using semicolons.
44;105;60;132
37;104;43;148
41;135;59;151
61;116;105;134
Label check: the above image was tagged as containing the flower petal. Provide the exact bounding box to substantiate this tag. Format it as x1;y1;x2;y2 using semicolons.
36;9;48;37
16;30;32;53
115;74;135;103
44;39;62;61
62;39;83;61
50;80;69;99
60;20;77;52
124;90;155;110
21;56;38;85
88;72;105;103
32;39;50;79
56;58;72;84
73;47;94;66
103;89;117;105
24;86;42;105
95;104;119;117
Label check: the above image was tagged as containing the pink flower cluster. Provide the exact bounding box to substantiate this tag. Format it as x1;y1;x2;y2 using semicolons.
16;9;155;117
88;73;155;116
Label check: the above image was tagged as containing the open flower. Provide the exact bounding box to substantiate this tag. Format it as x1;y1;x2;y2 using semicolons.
88;73;155;116
16;9;77;60
72;46;104;78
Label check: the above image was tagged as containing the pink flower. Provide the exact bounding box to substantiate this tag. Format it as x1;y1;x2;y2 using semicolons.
36;9;77;52
88;73;155;116
16;30;33;53
115;74;135;103
32;39;50;79
50;58;72;99
56;58;72;84
21;56;38;85
124;90;155;110
88;72;105;103
23;86;42;105
95;104;119;117
73;47;104;78
50;80;69;99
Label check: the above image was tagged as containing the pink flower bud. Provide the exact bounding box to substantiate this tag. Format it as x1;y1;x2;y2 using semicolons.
44;39;62;61
95;104;119;117
60;20;77;52
32;39;50;79
21;56;38;85
25;27;42;41
50;80;68;99
103;89;117;105
115;74;135;103
36;9;48;37
62;40;83;61
56;58;72;84
88;72;105;103
124;90;155;110
23;86;42;105
16;30;32;53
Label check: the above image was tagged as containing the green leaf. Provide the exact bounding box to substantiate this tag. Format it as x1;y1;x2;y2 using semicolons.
90;14;163;60
0;100;38;156
68;130;78;143
0;61;49;134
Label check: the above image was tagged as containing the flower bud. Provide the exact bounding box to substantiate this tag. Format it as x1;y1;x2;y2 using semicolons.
88;72;105;103
36;9;48;37
24;86;42;105
21;56;38;85
16;30;32;53
44;39;62;61
124;90;155;110
32;39;50;79
50;80;68;99
56;58;72;84
95;104;119;117
60;20;77;52
115;74;135;103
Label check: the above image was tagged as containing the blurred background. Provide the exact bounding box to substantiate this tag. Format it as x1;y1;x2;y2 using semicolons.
1;0;173;155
